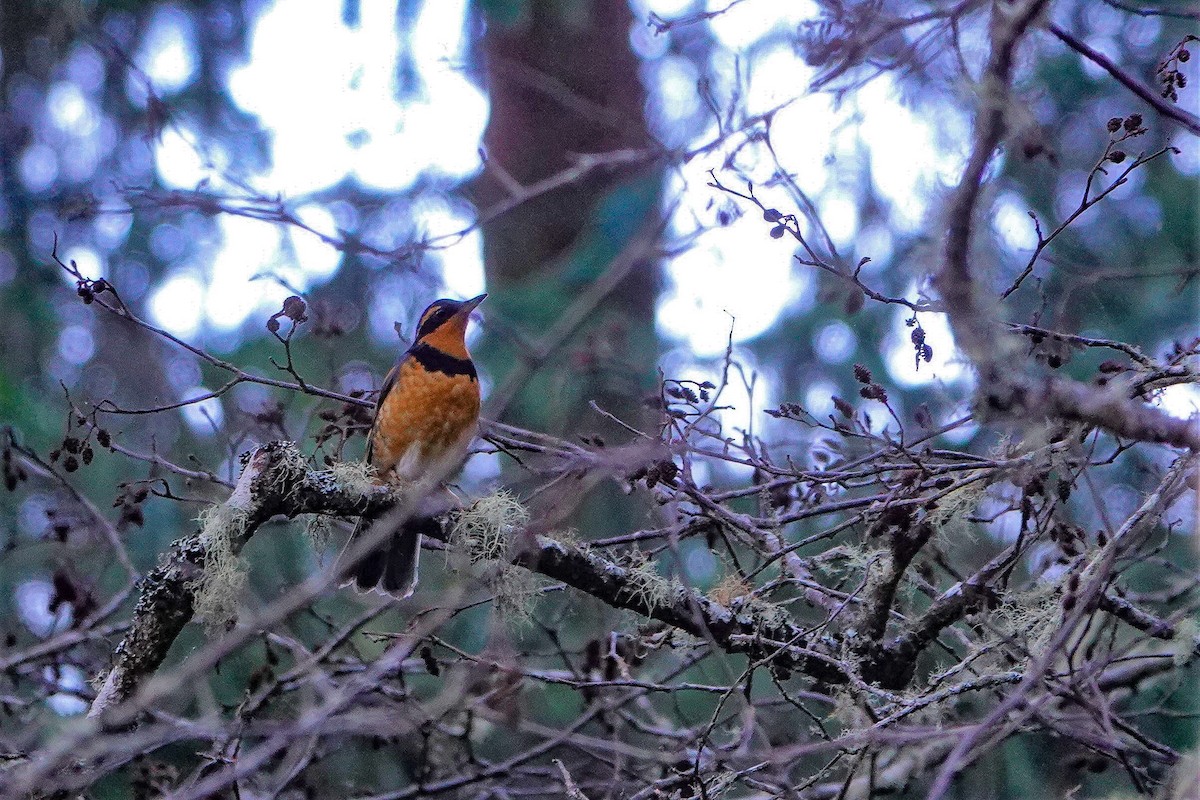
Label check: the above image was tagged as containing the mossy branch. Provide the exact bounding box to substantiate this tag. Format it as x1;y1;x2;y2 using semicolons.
88;441;395;719
97;439;1151;721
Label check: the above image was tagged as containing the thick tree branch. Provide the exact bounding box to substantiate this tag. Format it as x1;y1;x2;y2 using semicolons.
981;370;1200;450
88;442;860;723
935;0;1052;359
935;0;1200;452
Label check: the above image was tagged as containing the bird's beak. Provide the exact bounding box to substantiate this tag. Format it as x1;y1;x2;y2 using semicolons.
460;293;487;314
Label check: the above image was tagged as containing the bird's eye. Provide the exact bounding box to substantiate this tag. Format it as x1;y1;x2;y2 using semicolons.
417;303;455;338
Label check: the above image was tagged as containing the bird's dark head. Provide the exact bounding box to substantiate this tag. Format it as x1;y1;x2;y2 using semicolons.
414;294;486;356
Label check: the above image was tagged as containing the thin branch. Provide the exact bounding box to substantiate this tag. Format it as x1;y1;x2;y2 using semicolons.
1048;23;1200;137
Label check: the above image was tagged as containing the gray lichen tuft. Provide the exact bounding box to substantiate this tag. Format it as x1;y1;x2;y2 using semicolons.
328;459;376;496
449;491;536;624
449;490;529;564
620;547;674;612
189;504;249;630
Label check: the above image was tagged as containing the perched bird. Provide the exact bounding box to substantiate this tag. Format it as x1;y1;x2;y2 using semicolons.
346;294;486;598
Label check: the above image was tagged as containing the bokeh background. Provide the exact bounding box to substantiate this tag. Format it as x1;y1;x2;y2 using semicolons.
0;0;1196;796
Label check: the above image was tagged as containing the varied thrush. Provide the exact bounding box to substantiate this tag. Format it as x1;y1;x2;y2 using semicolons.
346;293;486;598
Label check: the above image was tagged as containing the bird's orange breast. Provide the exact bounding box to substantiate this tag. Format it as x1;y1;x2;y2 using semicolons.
370;358;480;483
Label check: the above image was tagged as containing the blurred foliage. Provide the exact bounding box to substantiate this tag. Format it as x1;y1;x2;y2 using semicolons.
0;0;1196;796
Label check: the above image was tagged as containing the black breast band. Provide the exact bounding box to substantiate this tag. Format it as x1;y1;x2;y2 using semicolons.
410;342;477;378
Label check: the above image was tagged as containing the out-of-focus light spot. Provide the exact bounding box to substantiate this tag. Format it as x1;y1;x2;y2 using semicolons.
229;0;484;197
1171;139;1199;175
18;495;50;539
16;580;66;638
63;246;104;282
1110;163;1145;199
115;260;150;300
768;97;835;195
61;137;102;183
636;0;692;16
442;229;486;302
149;222;187;261
49;357;80;390
1156;384;1200;421
820;192;858;249
804;379;837;420
993;192;1037;251
814;320;856;364
683;543;719;585
412;197;485;300
384;74;487;184
138;4;198;94
118;135;155;182
658;221;797;357
1054;169;1088;219
630;20;669;60
149;271;205;337
746;44;813;115
1079;37;1119;80
180;386;224;434
981;495;1024;543
162;0;491;333
229;0;357;196
384;201;425;246
47;81;96;135
154;126;213;189
856;225;893;265
27;208;59;253
67;43;106;93
885;309;970;388
651;56;701;128
1121;195;1162;230
292;204;341;280
857;77;967;230
412;0;468;69
369;273;413;342
339;364;376;396
44;664;88;716
57;325;95;365
207;215;287;331
19;143;58;192
1085;4;1124;36
1035;555;1069;584
463;449;501;486
706;0;816;50
938;403;977;445
328;200;360;233
94;211;133;252
674;361;770;451
166;355;201;391
1123;15;1161;49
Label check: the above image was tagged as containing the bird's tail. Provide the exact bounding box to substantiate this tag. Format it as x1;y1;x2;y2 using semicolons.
345;513;423;599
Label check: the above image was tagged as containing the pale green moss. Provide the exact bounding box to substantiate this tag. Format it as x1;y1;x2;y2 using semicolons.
448;491;535;625
620;547;674;612
329;459;376;495
1170;618;1198;667
449;490;529;564
189;504;249;630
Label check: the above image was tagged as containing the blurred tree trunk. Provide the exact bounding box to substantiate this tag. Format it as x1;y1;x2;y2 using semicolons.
0;0;74;428
471;0;661;436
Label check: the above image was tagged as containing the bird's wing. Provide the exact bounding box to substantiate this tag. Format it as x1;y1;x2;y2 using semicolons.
368;358;405;466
